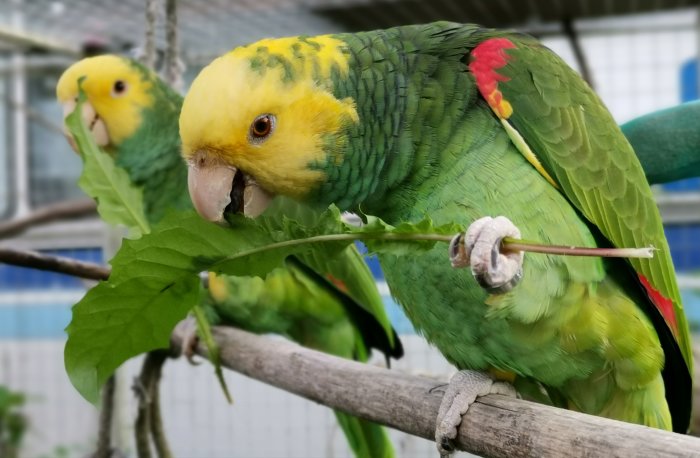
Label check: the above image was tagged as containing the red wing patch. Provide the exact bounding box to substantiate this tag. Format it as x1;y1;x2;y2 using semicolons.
639;274;679;337
468;38;516;119
326;273;349;293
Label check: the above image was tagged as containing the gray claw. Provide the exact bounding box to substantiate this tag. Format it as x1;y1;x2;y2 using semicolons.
171;316;201;364
463;216;524;294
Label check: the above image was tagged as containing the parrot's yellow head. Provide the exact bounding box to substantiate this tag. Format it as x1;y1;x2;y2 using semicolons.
180;35;358;222
56;55;154;151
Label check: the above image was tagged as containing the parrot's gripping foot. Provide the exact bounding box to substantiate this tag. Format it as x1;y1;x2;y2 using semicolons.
435;370;517;456
449;216;524;294
171;316;200;364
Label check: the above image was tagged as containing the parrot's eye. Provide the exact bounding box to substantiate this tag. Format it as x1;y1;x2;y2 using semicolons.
248;114;275;144
112;80;128;97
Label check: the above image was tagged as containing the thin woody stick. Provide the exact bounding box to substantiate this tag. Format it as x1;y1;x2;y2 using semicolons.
502;237;655;259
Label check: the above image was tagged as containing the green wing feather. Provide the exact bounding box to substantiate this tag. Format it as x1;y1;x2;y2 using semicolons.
292;248;403;360
473;35;694;430
484;34;692;370
204;261;396;458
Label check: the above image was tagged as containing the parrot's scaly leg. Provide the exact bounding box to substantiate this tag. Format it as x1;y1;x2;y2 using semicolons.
435;370;517;456
171;316;201;364
450;216;523;294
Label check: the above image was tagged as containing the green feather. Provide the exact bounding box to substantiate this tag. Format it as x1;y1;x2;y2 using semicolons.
491;37;692;431
111;62;190;224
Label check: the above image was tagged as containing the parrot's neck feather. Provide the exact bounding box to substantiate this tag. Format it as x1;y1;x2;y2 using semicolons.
307;23;493;218
115;85;191;223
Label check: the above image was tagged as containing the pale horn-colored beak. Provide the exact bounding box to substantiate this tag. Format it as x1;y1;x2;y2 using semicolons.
242;180;274;218
61;98;110;152
187;150;274;222
187;150;236;223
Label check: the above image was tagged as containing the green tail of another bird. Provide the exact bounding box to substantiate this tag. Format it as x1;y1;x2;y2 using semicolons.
204;268;397;457
621;100;700;185
334;410;394;458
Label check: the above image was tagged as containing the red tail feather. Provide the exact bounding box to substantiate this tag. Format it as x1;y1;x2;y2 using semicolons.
639;274;679;337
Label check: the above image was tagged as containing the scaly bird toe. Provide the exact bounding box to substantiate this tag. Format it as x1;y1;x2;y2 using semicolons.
171;316;201;365
435;370;517;456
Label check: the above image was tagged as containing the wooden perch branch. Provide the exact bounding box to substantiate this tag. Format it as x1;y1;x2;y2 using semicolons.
0;247;109;280
172;326;700;458
133;349;174;458
0;198;97;239
93;375;116;458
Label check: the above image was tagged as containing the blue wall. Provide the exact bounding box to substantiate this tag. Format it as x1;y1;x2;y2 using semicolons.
0;248;101;339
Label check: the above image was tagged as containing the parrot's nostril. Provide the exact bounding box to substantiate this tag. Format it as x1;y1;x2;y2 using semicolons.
193;150;211;168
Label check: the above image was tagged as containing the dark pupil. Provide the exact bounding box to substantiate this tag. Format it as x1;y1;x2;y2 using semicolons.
114;80;125;93
253;117;270;136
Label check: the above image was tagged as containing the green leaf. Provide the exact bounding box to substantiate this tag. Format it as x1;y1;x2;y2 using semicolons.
216;199;351;275
65;204;459;402
65;81;150;237
0;386;25;413
192;304;233;404
65;275;201;403
64;212;229;403
64;209;326;403
346;214;462;256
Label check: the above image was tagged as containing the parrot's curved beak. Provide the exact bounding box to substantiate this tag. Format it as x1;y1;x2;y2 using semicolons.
61;98;110;153
187;150;273;222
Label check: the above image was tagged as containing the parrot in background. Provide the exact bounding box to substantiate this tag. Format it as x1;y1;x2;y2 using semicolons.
622;100;700;185
178;21;693;454
57;57;191;225
56;55;402;458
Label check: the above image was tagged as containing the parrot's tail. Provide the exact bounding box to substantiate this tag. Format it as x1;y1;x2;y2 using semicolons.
334;410;394;458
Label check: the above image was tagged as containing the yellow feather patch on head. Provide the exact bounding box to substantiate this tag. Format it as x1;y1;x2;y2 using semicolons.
232;35;351;84
56;55;154;145
180;35;358;199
